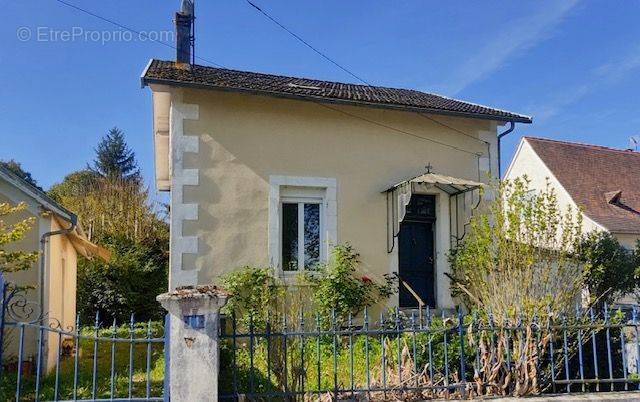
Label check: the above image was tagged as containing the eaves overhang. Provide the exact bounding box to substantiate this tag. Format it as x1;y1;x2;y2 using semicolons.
142;76;532;124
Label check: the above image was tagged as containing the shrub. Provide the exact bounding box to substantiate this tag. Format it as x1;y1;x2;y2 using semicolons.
448;177;583;323
77;234;168;324
220;244;397;327
578;232;640;307
448;176;584;396
220;266;285;329
0;201;39;276
302;244;397;324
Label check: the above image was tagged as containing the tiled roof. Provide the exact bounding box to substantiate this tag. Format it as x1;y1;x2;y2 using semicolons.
141;59;532;123
525;137;640;234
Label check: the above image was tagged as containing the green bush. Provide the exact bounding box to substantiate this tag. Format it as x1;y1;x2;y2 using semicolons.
448;176;583;323
220;244;397;328
302;243;397;324
218;244;400;395
578;232;640;306
220;266;285;330
77;234;168;324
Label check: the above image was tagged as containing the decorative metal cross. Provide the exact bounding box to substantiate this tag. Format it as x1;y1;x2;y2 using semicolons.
425;163;433;174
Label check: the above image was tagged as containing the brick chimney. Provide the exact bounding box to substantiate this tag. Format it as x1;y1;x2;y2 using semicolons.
175;0;194;65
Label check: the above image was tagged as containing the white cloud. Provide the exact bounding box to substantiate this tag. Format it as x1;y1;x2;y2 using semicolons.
594;45;640;83
530;44;640;122
532;84;590;122
432;0;579;95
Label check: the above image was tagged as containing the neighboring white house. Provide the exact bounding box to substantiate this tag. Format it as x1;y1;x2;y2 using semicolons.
505;136;640;248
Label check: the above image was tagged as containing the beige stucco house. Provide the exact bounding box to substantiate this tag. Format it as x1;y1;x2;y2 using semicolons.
0;165;107;370
142;55;531;312
505;137;640;249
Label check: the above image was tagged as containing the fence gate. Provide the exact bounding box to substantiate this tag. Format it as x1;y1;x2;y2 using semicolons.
0;272;166;401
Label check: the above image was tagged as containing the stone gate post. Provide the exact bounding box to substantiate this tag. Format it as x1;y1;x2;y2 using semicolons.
157;285;229;402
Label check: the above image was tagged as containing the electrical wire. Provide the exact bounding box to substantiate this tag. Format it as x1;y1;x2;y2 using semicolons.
416;113;490;146
244;0;491;154
53;0;226;68
245;0;371;85
53;0;489;158
313;102;484;157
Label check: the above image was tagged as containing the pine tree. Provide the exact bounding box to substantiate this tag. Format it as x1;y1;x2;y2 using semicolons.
91;127;140;181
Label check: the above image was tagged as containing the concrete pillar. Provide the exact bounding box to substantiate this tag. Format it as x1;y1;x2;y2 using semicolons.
157;285;229;402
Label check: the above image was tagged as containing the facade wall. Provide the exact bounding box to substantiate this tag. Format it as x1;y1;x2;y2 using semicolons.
165;87;500;310
613;233;640;249
44;217;78;369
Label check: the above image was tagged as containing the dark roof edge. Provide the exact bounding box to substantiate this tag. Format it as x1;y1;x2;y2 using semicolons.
609;229;640;235
142;76;533;124
582;210;640;235
0;165;76;223
524;136;640;155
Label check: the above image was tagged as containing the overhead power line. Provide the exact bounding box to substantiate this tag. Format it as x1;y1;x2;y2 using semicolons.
244;0;491;151
417;113;490;145
314;102;483;157
52;0;226;68
53;0;490;158
245;0;371;85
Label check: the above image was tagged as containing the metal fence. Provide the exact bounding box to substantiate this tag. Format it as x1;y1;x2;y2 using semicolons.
0;275;166;402
219;305;640;401
4;266;640;402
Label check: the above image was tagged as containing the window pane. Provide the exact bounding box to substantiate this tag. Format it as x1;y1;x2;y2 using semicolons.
304;203;320;269
282;203;298;271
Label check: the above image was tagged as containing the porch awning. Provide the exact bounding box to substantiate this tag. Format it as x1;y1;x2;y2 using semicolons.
385;172;484;253
384;172;483;196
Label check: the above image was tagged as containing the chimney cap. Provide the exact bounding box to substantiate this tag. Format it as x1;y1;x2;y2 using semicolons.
180;0;194;16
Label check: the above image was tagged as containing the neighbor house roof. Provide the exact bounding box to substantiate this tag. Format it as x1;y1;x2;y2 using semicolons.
141;59;532;123
524;137;640;234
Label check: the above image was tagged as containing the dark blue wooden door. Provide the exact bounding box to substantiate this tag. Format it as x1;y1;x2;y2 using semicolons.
398;196;435;308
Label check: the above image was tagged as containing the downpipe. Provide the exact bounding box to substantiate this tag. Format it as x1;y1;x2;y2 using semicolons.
497;121;515;178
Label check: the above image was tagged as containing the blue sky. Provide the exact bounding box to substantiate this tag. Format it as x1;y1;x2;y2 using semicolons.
2;0;639;194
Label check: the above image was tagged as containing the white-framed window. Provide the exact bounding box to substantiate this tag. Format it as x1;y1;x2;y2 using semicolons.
281;195;323;271
269;176;337;273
